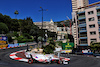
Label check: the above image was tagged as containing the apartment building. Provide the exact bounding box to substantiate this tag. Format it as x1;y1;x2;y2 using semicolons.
72;0;89;48
72;0;89;12
74;2;100;49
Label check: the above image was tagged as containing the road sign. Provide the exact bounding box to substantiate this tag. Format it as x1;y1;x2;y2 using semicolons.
0;36;7;41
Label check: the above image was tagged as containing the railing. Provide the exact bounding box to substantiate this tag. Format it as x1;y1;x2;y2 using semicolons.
80;34;87;37
80;28;86;30
78;15;85;19
79;22;86;24
80;41;87;44
98;19;100;21
97;12;100;15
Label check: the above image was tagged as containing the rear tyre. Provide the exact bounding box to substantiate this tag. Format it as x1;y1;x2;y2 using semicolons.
59;60;62;64
57;60;62;64
28;58;33;64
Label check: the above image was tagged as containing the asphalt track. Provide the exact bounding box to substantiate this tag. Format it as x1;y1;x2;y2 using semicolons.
0;46;100;67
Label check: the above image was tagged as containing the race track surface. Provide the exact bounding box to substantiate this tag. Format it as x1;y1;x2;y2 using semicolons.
0;46;100;67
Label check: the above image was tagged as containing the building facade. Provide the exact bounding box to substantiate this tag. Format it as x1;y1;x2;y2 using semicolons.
74;2;100;48
72;0;89;48
57;27;70;40
34;19;57;33
72;0;89;12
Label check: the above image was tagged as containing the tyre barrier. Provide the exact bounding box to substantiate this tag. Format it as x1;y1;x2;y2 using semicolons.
9;50;29;62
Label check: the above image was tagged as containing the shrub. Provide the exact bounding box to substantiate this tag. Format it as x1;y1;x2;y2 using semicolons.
16;35;34;43
43;38;56;54
13;32;19;37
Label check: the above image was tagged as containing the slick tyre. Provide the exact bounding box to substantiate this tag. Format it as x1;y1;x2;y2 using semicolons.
57;60;62;64
28;59;33;64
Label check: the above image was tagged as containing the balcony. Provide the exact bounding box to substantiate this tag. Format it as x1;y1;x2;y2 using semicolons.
79;37;87;39
99;29;100;32
79;23;86;27
78;15;86;20
78;11;85;14
79;22;86;24
80;44;88;46
98;21;100;25
98;19;100;21
97;12;100;16
96;6;100;10
80;28;86;30
80;34;87;37
79;30;87;33
80;41;88;46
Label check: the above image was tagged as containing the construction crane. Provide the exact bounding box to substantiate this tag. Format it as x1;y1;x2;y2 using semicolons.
66;16;72;35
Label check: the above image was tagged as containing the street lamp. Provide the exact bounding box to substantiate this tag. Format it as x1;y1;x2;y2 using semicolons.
14;10;19;19
39;7;48;46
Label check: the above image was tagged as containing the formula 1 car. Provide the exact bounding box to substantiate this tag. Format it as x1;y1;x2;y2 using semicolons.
25;50;70;64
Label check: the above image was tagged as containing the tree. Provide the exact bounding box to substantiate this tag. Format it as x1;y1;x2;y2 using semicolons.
90;42;100;53
0;13;4;22
10;19;19;31
0;22;9;34
43;38;56;54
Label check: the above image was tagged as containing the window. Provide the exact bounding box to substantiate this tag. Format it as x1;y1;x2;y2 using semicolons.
88;11;94;15
90;31;96;35
89;17;94;21
90;39;97;42
89;24;95;28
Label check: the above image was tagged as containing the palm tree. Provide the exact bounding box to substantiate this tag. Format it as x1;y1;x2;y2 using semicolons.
14;10;19;19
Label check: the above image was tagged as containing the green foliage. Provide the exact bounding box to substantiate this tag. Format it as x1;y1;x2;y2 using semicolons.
23;33;32;39
43;38;56;54
43;45;54;54
13;32;19;37
15;35;34;43
6;33;13;43
56;41;62;46
0;22;9;34
10;19;19;31
90;42;100;53
0;13;44;43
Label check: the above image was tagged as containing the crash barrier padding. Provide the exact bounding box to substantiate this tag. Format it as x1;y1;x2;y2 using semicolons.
19;43;26;47
0;42;35;49
8;43;19;48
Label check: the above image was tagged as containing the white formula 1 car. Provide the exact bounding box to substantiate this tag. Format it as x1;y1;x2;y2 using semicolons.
25;50;70;64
